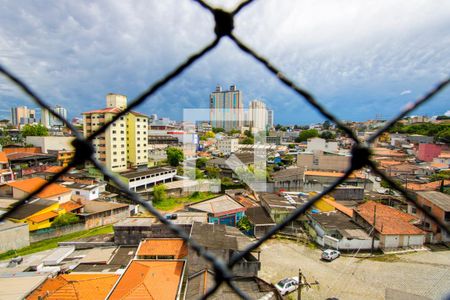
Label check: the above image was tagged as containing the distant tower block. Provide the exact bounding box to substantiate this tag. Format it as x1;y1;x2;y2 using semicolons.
106;93;128;110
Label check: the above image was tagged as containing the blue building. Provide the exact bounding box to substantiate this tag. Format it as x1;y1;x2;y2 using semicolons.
187;195;246;226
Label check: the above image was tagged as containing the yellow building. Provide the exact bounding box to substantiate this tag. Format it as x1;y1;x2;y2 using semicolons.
83;94;148;172
7;199;66;231
309;192;336;213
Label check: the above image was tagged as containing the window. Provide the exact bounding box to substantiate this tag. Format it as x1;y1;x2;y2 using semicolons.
411;207;417;214
423;204;432;213
75;191;80;195
445;211;450;222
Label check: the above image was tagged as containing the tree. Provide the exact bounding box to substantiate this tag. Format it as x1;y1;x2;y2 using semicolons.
229;129;240;135
195;168;205;179
320;130;336;140
323;120;331;130
51;213;80;227
212;127;225;133
295;129;319;142
21;124;48;137
244;130;254;138
153;184;167;204
237;216;252;232
205;166;220;178
166;147;184;167
241;137;254;144
203;131;215;139
196;157;208;169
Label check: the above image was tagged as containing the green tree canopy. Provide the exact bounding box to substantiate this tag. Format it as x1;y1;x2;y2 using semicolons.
196;157;208;169
205;166;220;178
320;130;336;141
51;213;80;227
295;129;319;142
153;184;167;204
241;137;254;145
203;131;215;139
166;147;184;167
212;127;225;133
21;124;48;137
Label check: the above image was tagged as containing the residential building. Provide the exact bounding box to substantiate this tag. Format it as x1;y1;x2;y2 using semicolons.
136;238;188;260
267;109;274;129
433;152;450;165
4;177;72;203
41;105;68;128
187;194;246;226
6;199;64;231
0;151;14;184
216;137;239;155
245;206;276;239
26;273;120;300
412;191;450;243
47;149;75;166
309;210;377;250
107;260;185;299
10;106;36;127
306;137;339;153
77;200;129;229
249;99;268;133
83;93;149;172
209;84;244;131
353;201;425;250
417;143;443;162
62;181;101;201
297;151;351;172
117;166;176;192
25;136;74;153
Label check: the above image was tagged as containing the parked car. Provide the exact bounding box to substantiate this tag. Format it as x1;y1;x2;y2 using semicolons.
375;177;381;182
321;249;340;261
275;276;299;296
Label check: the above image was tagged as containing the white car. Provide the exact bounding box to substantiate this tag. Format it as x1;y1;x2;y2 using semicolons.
275;276;299;296
321;249;340;261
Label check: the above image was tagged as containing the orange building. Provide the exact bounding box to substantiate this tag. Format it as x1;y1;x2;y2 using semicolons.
136;238;188;259
108;260;185;299
27;273;119;300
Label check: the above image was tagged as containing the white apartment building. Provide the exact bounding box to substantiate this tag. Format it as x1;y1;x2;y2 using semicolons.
83;94;148;172
249;100;268;133
306;138;339;153
210;85;244;131
217;138;239;155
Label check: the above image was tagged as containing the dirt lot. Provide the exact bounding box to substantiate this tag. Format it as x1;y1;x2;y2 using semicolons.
258;239;450;300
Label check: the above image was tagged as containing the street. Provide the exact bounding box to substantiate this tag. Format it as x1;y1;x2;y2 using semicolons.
258;239;450;300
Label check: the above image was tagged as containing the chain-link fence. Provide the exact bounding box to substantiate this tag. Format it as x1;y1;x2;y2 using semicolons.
1;0;449;298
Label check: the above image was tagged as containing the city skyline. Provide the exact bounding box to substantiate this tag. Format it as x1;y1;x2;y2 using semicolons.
0;1;449;125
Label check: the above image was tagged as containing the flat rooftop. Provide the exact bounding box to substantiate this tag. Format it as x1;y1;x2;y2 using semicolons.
120;167;175;179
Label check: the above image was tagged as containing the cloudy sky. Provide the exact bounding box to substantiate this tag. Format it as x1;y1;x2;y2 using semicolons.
0;0;449;124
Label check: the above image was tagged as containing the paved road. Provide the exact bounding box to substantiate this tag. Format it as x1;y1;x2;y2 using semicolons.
258;239;450;300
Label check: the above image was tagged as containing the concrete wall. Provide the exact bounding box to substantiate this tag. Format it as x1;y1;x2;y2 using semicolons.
29;222;86;243
320;235;379;250
297;151;350;172
83;207;129;229
26;136;75;153
114;224;192;245
331;187;365;201
0;222;29;253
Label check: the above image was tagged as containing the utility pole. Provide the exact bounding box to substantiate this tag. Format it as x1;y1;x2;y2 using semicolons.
371;204;377;254
298;268;303;300
297;268;319;300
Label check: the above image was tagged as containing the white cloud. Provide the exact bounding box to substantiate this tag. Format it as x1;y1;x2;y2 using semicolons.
400;90;412;96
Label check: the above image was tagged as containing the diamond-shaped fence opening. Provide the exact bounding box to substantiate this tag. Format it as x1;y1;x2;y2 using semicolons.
0;0;449;299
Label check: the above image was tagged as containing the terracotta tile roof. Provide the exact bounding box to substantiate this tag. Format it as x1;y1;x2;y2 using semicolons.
45;166;65;173
2;147;41;154
356;201;424;235
304;170;365;179
27;211;59;223
6;152;51;160
61;200;84;212
108;260;184;300
405;180;450;191
83;107;122;114
438;152;450;159
379;160;402;167
7;177;71;199
430;162;449;169
26;273;119;300
0;151;8;163
137;238;188;258
372;147;407;157
323;198;354;217
129;111;149;118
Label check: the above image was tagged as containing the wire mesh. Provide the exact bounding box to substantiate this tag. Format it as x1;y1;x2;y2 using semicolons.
0;0;449;298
